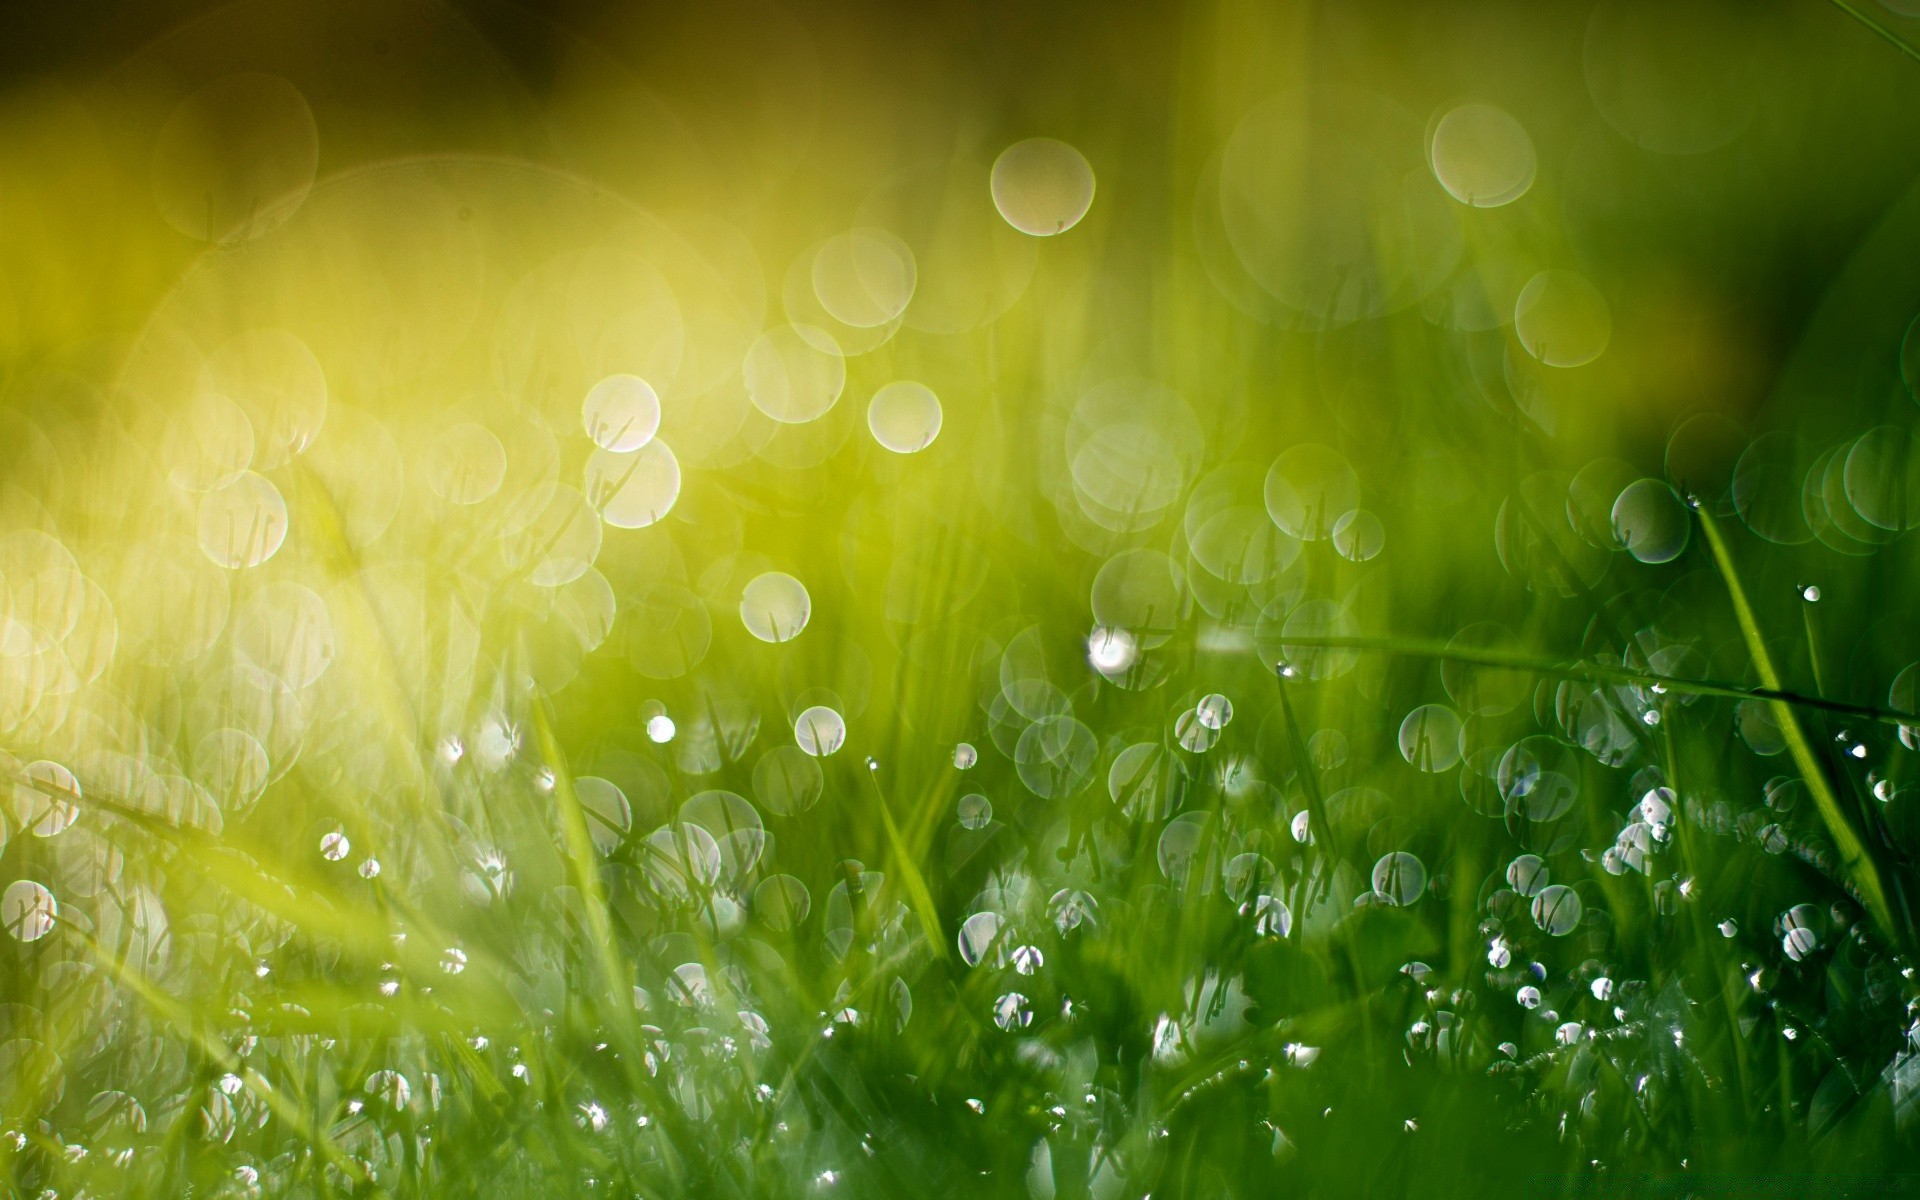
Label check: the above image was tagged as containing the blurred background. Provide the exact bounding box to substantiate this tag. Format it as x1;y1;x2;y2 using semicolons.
5;0;1920;1196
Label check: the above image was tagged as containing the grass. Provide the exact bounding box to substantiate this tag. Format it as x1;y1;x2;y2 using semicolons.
6;1;1920;1197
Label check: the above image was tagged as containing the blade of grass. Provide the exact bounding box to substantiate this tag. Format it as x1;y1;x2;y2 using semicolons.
1827;0;1920;65
863;758;949;963
76;928;383;1196
1694;505;1898;945
1270;635;1920;728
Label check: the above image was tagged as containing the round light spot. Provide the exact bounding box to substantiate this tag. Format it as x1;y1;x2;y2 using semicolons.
811;228;917;328
740;573;811;643
581;375;662;452
1429;103;1536;207
794;706;846;757
2;880;55;942
1515;271;1611;368
1532;883;1583;935
1611;478;1690;563
584;441;681;529
1397;704;1463;772
1331;509;1385;562
867;382;943;454
990;138;1096;236
957;793;992;830
197;472;288;569
151;74;318;243
423;423;507;505
1371;852;1428;906
744;326;846;424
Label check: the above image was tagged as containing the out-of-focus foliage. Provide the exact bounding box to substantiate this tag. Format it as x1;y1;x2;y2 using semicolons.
5;0;1920;1195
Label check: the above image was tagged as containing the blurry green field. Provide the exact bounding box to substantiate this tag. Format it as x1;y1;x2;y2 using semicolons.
7;1;1920;1196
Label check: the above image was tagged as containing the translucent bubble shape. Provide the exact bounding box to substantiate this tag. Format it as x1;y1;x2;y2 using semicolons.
1218;89;1460;326
867;381;943;454
1270;599;1359;681
504;484;602;586
584;441;681;530
161;393;254;493
1844;427;1920;532
638;824;722;903
1398;704;1463;772
1732;432;1814;545
1507;854;1549;897
1436;624;1524;718
581;374;662;452
1583;0;1762;156
1514;271;1610;367
1371;851;1428;905
754;874;811;931
744;325;845;423
858;159;1036;335
680;790;766;879
1531;883;1583;934
1498;736;1580;823
1109;743;1182;822
752;745;824;816
198;330;328;469
1428;103;1536;207
793;705;847;757
1264;445;1359;542
574;777;631;855
957;793;993;830
1610;478;1690;563
1068;380;1205;529
1158;813;1217;886
740;572;811;643
2;880;55;942
990;138;1096;236
194;728;270;813
1015;715;1096;799
1091;548;1184;649
958;910;1002;967
1331;509;1384;562
197;471;288;569
1196;693;1233;730
232;582;334;690
1566;457;1638;548
625;583;710;680
811;228;917;328
422;422;507;505
151;74;318;244
1086;626;1138;678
